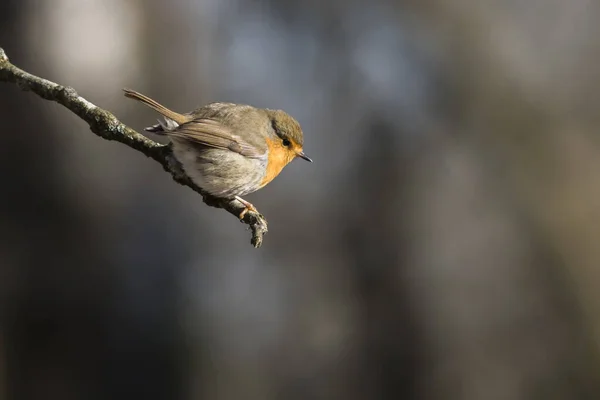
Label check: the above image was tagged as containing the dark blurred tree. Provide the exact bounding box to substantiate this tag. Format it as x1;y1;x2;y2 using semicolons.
0;3;186;400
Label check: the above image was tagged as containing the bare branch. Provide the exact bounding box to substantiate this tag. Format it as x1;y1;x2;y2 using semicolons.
0;47;268;248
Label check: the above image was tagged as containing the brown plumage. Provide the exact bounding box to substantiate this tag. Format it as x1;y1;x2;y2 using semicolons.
123;89;311;217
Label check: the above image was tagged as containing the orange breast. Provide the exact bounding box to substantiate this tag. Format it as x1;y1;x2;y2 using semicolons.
259;137;294;188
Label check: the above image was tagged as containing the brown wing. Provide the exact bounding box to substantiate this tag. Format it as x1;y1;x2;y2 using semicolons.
167;118;266;158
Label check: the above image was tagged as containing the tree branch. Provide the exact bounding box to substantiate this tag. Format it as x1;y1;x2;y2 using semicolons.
0;47;268;248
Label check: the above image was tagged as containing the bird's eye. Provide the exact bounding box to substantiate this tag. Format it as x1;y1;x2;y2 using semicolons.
282;138;291;147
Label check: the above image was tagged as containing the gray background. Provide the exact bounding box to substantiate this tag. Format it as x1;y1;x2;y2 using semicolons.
2;0;600;399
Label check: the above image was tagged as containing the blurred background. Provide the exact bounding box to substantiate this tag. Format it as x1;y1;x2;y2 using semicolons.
2;0;600;399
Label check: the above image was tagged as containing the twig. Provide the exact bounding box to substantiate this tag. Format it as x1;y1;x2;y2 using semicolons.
0;47;268;248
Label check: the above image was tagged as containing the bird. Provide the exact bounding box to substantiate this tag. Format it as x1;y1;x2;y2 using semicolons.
123;89;312;218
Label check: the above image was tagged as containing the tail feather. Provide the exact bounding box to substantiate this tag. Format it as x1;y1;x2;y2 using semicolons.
123;88;188;125
144;121;165;134
144;118;181;134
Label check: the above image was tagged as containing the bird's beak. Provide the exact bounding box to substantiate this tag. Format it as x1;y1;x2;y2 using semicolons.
297;151;313;162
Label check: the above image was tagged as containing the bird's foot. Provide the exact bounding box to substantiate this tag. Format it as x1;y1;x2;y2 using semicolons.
235;196;258;220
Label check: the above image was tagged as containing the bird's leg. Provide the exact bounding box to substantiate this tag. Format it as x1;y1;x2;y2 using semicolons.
235;196;258;220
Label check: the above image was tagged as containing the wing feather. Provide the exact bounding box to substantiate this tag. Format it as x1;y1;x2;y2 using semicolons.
166;118;265;158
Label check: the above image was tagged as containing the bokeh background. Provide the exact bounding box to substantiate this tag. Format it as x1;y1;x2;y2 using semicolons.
2;0;600;399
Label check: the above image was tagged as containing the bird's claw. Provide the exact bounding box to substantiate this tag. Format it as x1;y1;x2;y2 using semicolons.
235;196;258;220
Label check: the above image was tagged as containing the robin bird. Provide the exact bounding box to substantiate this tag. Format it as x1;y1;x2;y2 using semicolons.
123;89;312;218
